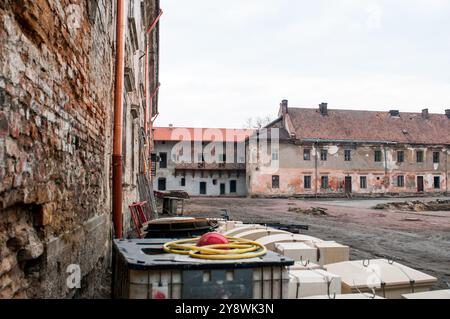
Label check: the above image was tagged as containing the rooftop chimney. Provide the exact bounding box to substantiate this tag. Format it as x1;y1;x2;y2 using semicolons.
446;109;450;119
422;108;429;119
280;99;288;115
389;110;400;117
319;102;328;116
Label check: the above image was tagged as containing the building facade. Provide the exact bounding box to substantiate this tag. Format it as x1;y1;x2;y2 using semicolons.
152;127;253;196
0;0;160;298
247;100;450;197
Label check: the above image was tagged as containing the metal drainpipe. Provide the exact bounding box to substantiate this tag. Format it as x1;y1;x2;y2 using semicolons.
315;141;318;198
446;148;448;195
143;43;149;175
112;0;126;239
383;144;388;193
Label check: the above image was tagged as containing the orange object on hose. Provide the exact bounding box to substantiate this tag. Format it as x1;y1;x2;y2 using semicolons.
197;232;229;247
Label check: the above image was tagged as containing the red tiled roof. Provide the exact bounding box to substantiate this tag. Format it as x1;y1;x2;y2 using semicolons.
287;108;450;144
153;127;254;142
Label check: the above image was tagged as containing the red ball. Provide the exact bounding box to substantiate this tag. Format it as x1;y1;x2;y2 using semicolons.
197;232;229;247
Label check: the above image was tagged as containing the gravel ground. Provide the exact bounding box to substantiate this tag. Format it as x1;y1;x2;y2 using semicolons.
183;196;450;289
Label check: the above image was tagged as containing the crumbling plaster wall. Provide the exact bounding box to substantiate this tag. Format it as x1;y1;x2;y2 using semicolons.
0;0;115;298
247;141;449;197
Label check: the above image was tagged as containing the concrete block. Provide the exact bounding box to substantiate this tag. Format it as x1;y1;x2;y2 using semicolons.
275;242;318;263
315;241;350;266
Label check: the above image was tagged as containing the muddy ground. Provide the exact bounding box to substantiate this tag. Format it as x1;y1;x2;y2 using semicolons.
183;196;450;289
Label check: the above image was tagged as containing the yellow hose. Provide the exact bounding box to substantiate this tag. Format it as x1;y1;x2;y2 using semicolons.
163;236;267;260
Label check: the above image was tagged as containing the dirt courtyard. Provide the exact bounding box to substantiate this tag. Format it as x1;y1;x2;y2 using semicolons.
183;196;450;289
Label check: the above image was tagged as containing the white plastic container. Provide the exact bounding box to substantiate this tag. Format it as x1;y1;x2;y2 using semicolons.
287;269;341;299
275;242;318;263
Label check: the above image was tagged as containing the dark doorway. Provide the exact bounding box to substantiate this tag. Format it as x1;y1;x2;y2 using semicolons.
220;183;225;195
345;176;352;194
159;152;167;168
417;176;424;192
230;180;237;193
200;182;207;195
158;178;166;191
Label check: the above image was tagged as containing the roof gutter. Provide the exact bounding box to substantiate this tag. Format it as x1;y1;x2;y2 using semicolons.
299;138;398;145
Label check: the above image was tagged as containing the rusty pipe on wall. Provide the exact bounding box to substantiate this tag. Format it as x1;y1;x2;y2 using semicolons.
112;0;126;239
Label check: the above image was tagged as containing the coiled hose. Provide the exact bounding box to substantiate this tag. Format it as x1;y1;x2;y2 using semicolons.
163;236;267;260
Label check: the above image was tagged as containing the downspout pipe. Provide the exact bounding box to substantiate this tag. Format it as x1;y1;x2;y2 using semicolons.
112;0;126;239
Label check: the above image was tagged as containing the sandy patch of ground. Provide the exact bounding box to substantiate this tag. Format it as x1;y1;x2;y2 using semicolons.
183;196;450;289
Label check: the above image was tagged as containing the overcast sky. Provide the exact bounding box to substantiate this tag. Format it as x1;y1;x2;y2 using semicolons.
156;0;450;128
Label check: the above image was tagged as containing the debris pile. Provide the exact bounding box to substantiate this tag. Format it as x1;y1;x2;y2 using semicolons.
288;206;329;216
374;199;450;212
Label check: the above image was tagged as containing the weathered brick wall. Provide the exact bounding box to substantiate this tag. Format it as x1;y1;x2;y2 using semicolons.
0;0;115;298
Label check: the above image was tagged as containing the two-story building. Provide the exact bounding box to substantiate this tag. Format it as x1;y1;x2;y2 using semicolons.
246;100;450;197
152;126;253;196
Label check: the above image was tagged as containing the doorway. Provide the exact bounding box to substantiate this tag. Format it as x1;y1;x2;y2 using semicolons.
230;180;237;193
158;178;166;191
220;183;225;195
345;176;352;194
200;182;207;195
417;176;424;192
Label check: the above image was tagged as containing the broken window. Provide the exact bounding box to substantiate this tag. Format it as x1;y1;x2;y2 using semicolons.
344;150;351;161
433;152;440;164
397;175;405;187
434;176;440;189
360;176;367;189
320;149;327;161
397;151;404;163
303;149;311;161
374;150;382;162
159;152;167;168
304;176;311;189
272;175;279;189
416;150;424;163
321;176;329;189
